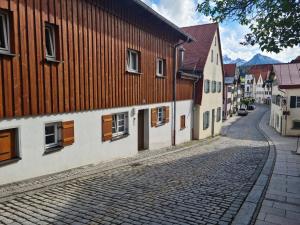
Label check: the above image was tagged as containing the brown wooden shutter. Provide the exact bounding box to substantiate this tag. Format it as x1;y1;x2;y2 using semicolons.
151;108;157;127
62;121;75;147
164;106;170;123
102;115;113;141
0;129;16;162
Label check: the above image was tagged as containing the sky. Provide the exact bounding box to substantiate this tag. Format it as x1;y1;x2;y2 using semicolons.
142;0;300;63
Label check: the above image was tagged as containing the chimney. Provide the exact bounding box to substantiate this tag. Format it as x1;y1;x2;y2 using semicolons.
179;46;185;69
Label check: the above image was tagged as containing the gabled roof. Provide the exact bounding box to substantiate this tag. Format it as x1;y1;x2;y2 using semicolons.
181;23;218;71
248;64;272;81
224;64;236;77
291;56;300;63
273;63;300;89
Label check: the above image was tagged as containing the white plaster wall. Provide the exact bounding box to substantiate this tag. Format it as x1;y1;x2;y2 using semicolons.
194;31;223;140
175;100;193;145
0;102;176;185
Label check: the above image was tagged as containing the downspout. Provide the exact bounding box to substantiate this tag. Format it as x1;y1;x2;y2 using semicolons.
172;38;190;146
192;76;200;139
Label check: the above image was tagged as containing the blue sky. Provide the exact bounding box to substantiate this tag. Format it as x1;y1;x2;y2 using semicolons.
142;0;300;63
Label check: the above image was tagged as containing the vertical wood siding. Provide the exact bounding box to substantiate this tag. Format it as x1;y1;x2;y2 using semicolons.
0;0;192;120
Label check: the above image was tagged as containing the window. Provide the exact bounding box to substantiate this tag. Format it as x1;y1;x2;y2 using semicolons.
204;80;210;93
0;11;10;53
0;128;18;162
216;53;219;65
214;37;216;46
276;115;280;128
156;58;165;76
217;107;221;122
212;81;217;93
211;50;213;62
293;121;300;130
45;123;61;149
45;23;57;60
157;107;164;125
203;111;210;130
112;113;128;137
217;82;222;93
246;87;250;92
290;96;300;108
127;49;139;73
180;115;186;130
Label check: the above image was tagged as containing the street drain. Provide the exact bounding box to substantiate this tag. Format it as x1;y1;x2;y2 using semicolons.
130;162;143;167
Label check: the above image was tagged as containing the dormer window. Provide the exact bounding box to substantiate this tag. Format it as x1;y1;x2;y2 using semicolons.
0;11;10;54
45;23;57;60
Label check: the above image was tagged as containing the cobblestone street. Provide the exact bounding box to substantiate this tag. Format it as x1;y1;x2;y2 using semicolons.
0;106;270;225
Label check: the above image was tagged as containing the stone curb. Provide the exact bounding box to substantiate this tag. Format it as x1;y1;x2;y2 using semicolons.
232;109;276;225
0;135;220;202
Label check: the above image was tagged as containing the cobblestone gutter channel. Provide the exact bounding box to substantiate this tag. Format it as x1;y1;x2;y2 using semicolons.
0;106;271;225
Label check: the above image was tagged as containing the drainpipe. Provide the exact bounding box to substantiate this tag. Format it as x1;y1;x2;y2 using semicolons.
192;76;200;139
172;38;190;146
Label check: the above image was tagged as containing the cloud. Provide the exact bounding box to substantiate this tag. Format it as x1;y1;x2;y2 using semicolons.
142;0;300;63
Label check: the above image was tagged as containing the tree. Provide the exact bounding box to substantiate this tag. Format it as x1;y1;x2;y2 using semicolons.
197;0;300;53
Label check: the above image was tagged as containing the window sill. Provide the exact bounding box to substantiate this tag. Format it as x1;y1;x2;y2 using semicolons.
180;127;186;131
0;157;21;167
45;58;63;64
0;52;17;58
111;133;129;142
156;123;165;127
156;75;166;79
44;146;64;155
126;70;143;75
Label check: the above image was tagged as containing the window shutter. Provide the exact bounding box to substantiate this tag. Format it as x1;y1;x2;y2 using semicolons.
62;121;75;147
102;115;112;141
290;96;296;108
151;108;157;127
0;129;16;162
164;106;170;123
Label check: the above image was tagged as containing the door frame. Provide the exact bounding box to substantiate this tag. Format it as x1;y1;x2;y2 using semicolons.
137;109;149;151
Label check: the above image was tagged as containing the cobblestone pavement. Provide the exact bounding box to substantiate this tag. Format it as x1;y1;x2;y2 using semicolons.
0;107;270;225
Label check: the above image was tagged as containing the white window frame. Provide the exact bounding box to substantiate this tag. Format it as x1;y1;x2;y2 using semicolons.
45;23;56;59
156;58;164;77
127;49;139;73
0;11;10;53
157;107;164;125
45;122;60;149
112;112;128;137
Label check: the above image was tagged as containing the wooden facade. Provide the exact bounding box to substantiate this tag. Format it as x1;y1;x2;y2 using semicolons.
0;0;193;120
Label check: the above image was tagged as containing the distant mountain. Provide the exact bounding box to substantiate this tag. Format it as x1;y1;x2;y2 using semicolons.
223;55;247;66
242;54;281;66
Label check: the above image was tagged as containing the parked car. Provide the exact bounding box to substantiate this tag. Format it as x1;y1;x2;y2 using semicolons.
238;108;248;116
247;104;256;110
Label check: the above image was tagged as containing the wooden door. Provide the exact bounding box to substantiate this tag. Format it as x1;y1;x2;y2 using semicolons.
138;110;145;151
0;129;16;162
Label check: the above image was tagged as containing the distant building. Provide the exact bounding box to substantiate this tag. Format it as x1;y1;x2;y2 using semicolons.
270;63;300;136
248;65;273;104
291;56;300;63
223;64;240;119
244;74;255;98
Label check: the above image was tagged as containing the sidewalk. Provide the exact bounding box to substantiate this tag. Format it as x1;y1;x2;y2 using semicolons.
255;111;300;225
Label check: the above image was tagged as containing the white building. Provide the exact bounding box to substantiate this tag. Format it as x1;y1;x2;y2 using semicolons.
270;63;300;136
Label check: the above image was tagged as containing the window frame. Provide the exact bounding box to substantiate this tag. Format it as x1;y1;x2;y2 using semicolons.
203;111;210;130
180;115;186;130
292;120;300;130
0;10;10;54
217;82;222;93
211;50;213;62
157;107;164;125
296;96;300;108
45;23;56;60
45;122;61;150
212;81;217;93
156;58;165;77
112;112;129;138
204;80;210;93
217;107;221;122
127;49;139;73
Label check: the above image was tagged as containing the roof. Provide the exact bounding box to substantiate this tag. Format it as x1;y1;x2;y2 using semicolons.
224;64;236;77
132;0;194;42
224;77;235;84
291;56;300;63
181;23;218;71
248;64;272;81
273;63;300;89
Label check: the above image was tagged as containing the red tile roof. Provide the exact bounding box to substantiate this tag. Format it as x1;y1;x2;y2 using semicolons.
291;56;300;63
181;23;218;71
273;63;300;89
224;64;236;77
248;64;272;81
